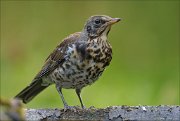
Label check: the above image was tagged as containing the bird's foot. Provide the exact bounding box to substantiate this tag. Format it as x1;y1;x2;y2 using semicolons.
81;105;86;109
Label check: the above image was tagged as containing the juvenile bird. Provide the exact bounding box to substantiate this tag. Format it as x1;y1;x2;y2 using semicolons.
15;15;120;109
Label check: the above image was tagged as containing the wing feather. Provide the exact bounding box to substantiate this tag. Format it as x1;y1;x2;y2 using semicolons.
34;32;81;79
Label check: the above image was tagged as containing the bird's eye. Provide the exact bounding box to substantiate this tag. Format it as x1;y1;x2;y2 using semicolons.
95;19;101;24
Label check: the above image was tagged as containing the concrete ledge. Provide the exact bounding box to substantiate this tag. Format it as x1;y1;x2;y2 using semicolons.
26;105;180;120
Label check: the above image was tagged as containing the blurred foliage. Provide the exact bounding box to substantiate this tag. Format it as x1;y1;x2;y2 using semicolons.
0;97;25;121
0;1;179;108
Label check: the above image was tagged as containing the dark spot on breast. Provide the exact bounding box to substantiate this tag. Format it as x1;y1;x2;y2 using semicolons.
72;71;76;75
87;49;93;53
96;68;100;73
84;79;89;84
89;71;92;75
94;66;99;69
97;38;100;43
94;54;101;62
87;67;92;72
66;64;70;69
56;77;61;80
76;65;81;70
78;81;84;85
76;75;83;79
67;74;71;79
102;45;105;49
72;78;75;83
86;75;88;79
87;54;92;60
71;68;76;75
81;63;86;68
103;61;110;68
87;43;90;47
86;60;90;64
62;66;65;71
94;49;101;54
54;72;58;77
99;53;103;57
92;73;96;78
107;48;112;53
97;71;103;77
73;55;77;59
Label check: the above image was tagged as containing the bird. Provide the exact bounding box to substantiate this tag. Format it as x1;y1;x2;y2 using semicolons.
15;15;120;109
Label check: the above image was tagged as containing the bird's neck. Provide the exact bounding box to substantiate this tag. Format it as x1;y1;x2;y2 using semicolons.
80;26;111;41
79;31;90;41
99;26;111;41
103;26;111;36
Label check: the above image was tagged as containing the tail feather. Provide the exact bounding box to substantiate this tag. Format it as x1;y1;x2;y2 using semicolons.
15;79;49;104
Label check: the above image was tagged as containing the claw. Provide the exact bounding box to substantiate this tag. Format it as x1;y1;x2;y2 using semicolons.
82;105;86;109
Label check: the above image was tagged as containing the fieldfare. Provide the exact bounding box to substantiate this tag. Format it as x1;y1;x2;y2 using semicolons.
15;15;120;109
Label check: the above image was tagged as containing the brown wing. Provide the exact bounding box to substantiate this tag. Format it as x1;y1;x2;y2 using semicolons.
34;32;81;80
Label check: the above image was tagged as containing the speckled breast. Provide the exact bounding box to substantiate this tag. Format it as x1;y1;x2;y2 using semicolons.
49;37;112;89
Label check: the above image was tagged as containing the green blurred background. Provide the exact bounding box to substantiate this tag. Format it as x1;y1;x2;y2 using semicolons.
1;1;179;108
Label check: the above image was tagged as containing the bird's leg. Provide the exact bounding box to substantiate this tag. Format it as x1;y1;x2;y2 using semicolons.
75;88;85;109
55;85;69;109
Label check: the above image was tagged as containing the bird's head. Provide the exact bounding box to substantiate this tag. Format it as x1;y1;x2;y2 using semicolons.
83;15;121;38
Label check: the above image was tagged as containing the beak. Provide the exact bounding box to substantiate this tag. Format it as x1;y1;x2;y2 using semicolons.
108;18;121;25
